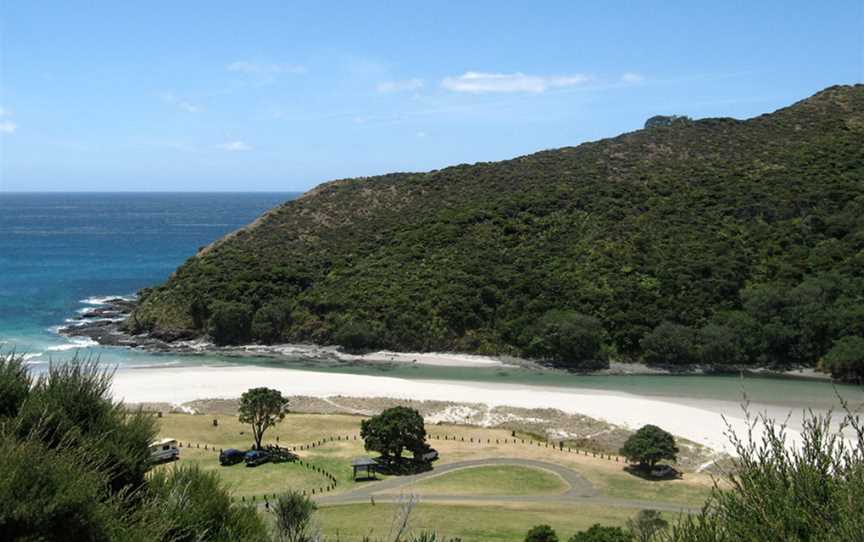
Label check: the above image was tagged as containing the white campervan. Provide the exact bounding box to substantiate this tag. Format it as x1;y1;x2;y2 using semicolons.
149;438;180;462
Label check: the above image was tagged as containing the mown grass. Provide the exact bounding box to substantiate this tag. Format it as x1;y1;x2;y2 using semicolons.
315;502;645;542
396;465;568;496
153;447;331;497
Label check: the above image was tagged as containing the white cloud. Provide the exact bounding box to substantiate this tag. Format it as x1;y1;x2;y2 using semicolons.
621;72;645;84
216;141;252;152
0;107;7;116
0;121;16;134
441;71;590;93
158;92;203;113
377;78;424;93
227;61;306;76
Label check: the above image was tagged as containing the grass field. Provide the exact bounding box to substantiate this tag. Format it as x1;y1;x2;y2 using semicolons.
156;411;713;540
316;502;644;542
397;465;568;496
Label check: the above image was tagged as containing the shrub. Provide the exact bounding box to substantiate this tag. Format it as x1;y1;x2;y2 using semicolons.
147;464;269;542
640;322;700;366
0;352;31;418
664;408;864;541
818;336;864;382
525;524;559;542
526;310;606;369
272;490;317;542
568;524;631;542
208;301;253;345
251;300;292;343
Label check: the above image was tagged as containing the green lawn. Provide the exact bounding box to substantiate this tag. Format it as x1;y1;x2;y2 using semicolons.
315;502;645;542
157;447;331;497
397;465;568;496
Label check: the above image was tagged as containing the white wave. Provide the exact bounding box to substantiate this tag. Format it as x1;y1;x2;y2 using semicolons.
79;295;135;306
22;353;43;361
46;337;99;351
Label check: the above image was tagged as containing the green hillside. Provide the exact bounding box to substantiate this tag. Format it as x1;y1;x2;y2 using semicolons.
128;85;864;376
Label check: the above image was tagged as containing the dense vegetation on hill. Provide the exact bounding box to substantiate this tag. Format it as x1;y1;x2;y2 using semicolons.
129;85;864;376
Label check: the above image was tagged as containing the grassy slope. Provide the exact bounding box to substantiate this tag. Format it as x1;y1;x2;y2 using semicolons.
396;465;569;496
131;84;864;361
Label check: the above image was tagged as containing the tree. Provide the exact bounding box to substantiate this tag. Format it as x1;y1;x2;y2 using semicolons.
640;322;700;366
238;387;289;449
251;301;292;343
525;524;559;542
272;490;317;542
568;524;631;542
208;301;253;345
818;336;864;383
360;406;427;464
526;310;606;369
627;510;668;542
620;424;678;471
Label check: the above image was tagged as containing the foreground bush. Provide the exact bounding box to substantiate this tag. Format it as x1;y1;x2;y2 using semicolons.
0;354;268;542
664;407;864;541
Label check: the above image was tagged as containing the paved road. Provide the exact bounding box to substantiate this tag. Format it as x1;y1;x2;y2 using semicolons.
314;458;699;513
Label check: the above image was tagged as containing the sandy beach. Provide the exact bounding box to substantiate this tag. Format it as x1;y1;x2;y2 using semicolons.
111;364;811;454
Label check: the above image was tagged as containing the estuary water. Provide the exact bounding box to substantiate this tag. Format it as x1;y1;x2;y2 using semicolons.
1;192;861;416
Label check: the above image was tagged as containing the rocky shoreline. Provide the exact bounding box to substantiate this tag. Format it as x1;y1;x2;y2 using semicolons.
58;297;832;380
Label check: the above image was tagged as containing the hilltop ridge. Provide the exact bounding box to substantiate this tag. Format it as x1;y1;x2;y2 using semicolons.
126;85;864;377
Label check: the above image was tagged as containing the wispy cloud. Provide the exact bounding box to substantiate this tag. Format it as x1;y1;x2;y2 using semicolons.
377;78;424;93
227;61;306;76
441;71;591;94
621;72;645;84
216;141;252;152
0;107;16;134
158;92;203;113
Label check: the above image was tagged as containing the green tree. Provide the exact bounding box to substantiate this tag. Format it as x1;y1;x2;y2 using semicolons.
272;490;318;542
333;318;382;352
360;406;427;465
627;510;667;542
620;425;678;471
208;300;253;345
526;310;606;368
238;387;289;449
568;524;631;542
251;301;292;343
640;322;700;366
818;336;864;383
525;524;559;542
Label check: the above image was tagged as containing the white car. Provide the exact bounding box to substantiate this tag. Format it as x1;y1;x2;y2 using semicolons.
149;438;180;462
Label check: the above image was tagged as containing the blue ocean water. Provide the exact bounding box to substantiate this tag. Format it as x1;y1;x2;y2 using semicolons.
0;192;295;366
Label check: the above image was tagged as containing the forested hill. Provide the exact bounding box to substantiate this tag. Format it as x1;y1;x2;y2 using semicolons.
129;84;864;377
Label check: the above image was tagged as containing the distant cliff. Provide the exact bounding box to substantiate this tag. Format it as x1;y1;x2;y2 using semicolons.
128;85;864;377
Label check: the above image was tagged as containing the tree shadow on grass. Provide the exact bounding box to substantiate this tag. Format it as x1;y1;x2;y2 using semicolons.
374;459;434;476
623;464;682;481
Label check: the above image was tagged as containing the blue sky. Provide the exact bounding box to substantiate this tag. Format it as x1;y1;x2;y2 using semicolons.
1;1;862;192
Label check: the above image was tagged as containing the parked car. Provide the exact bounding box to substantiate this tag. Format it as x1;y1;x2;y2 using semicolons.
244;450;271;467
219;448;245;466
149;438;180;463
415;444;439;463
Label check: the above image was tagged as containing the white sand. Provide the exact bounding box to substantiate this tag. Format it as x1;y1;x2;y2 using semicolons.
336;350;512;367
112;365;807;453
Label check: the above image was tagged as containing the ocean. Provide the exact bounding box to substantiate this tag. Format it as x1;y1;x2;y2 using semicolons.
1;191;860;411
0;192;295;366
